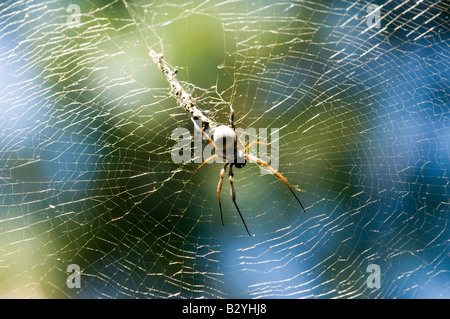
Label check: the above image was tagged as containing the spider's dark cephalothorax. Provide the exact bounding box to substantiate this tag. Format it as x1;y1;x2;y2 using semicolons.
194;105;305;236
233;158;247;169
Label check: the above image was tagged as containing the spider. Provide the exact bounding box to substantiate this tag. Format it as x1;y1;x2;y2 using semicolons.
194;105;305;236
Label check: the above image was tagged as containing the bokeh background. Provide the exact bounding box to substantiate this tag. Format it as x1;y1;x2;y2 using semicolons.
0;0;448;298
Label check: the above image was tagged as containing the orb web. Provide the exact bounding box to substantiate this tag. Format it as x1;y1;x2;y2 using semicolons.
0;0;448;298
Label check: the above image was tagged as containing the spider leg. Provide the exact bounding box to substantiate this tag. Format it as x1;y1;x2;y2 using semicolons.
194;154;219;173
229;104;240;150
229;105;235;131
191;118;218;150
217;163;229;226
242;141;273;153
228;165;252;236
245;154;306;213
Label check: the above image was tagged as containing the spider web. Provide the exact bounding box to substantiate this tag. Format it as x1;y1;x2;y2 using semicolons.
0;0;448;299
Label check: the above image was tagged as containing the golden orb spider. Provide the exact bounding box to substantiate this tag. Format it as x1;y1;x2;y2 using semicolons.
194;105;305;236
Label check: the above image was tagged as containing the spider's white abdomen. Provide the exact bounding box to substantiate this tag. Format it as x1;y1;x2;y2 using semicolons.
213;125;235;143
213;125;245;164
213;125;236;156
